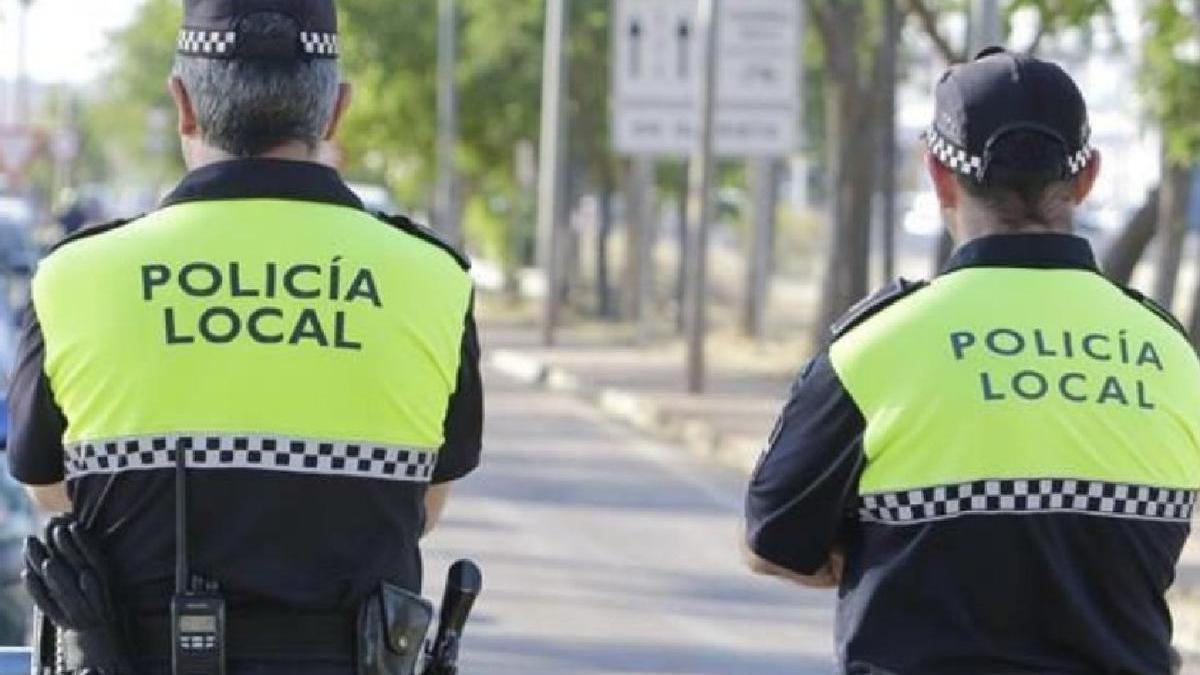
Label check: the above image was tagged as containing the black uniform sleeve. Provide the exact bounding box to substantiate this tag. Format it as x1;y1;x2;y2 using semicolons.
745;351;866;575
6;302;68;485
432;298;482;484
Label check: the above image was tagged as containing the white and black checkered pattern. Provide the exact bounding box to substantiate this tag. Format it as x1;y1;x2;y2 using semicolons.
860;478;1197;525
926;127;1095;181
300;31;339;57
178;30;238;57
1066;144;1094;176
926;128;985;180
65;434;436;483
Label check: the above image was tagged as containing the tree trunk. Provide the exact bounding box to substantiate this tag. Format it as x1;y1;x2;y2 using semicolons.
595;177;616;319
932;230;954;275
814;78;876;343
810;1;884;346
1100;186;1159;285
622;158;654;322
675;162;689;334
1152;161;1194;308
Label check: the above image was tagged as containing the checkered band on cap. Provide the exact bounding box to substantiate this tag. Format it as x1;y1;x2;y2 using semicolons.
65;433;437;483
178;29;238;57
1066;143;1095;176
926;126;1095;182
925;128;985;181
860;478;1197;525
300;31;339;57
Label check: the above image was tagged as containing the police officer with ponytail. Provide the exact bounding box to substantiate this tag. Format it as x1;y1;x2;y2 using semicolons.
744;48;1200;674
8;1;483;672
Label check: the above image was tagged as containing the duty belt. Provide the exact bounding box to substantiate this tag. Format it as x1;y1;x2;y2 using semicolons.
63;611;357;667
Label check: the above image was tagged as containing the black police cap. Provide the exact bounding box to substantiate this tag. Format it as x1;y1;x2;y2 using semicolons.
926;46;1093;184
178;0;339;61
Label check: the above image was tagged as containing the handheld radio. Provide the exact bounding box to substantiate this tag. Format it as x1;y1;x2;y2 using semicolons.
422;559;482;675
170;441;227;675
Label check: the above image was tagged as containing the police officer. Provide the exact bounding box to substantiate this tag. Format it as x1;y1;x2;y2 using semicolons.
8;1;482;673
744;47;1200;674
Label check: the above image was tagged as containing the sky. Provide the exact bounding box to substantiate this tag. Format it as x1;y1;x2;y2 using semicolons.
0;0;143;84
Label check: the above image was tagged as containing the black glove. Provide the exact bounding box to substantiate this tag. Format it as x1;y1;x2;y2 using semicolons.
22;516;134;674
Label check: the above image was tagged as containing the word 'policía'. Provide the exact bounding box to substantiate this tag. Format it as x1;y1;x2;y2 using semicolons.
950;328;1163;409
141;259;382;350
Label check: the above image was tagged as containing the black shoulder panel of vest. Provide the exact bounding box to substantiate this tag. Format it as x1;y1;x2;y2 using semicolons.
830;278;928;341
47;216;141;255
1121;285;1188;338
375;213;471;271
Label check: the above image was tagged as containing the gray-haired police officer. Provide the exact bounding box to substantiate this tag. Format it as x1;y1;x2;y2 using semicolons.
10;1;483;673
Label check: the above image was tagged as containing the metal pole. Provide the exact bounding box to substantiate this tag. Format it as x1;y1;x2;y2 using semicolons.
536;0;569;346
435;0;461;246
879;0;898;282
684;0;718;394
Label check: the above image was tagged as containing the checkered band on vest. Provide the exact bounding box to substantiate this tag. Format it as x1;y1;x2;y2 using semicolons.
178;30;238;57
860;478;1197;525
65;434;437;483
300;31;339;57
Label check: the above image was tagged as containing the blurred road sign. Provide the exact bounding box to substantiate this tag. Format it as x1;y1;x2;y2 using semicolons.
612;0;800;157
0;127;43;175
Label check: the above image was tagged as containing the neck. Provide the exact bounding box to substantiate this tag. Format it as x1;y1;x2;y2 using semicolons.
949;200;1072;246
184;139;320;171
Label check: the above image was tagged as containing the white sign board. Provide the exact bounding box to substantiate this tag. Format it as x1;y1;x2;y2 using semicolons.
612;0;800;157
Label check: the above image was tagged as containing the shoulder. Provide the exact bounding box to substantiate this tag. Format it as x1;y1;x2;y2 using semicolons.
1119;285;1188;338
830;278;929;342
46;216;143;256
373;213;471;272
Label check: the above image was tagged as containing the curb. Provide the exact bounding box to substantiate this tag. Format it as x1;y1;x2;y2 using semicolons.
490;349;763;474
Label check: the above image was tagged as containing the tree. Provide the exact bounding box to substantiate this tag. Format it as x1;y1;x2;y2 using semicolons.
86;0;183;183
808;1;890;346
1138;0;1200;334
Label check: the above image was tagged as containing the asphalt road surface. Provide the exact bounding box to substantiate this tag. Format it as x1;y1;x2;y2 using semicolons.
422;368;837;675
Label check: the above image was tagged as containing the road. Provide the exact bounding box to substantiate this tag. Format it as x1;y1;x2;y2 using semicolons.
422;368;837;675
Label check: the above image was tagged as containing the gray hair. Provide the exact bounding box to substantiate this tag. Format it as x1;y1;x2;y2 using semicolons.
173;13;341;157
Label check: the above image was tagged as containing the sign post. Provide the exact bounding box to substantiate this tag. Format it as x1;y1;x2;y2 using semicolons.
537;0;570;346
683;0;719;394
613;0;800;392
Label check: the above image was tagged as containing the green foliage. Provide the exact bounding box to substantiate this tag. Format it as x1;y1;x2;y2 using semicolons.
1141;0;1200;163
86;0;183;180
336;0;438;200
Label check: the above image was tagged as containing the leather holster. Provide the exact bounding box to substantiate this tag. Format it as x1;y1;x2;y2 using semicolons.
356;582;433;675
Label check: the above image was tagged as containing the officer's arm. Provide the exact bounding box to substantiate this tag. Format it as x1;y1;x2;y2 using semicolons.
7;302;73;513
28;484;71;513
423;484;452;536
743;538;844;588
744;352;865;585
425;297;483;536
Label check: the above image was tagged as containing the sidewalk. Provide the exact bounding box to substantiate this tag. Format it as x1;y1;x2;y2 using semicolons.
484;313;801;475
480;308;1200;665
